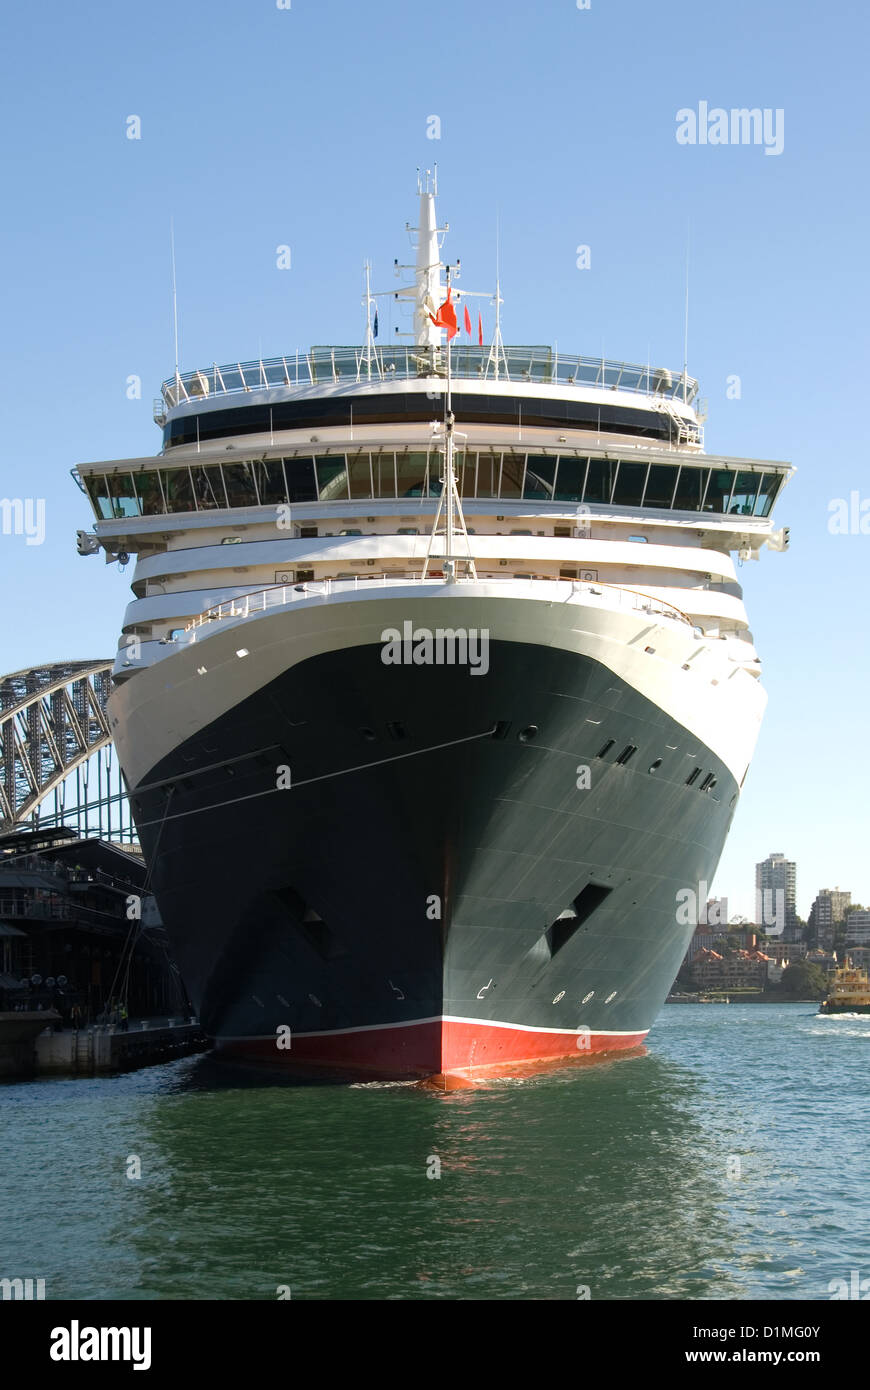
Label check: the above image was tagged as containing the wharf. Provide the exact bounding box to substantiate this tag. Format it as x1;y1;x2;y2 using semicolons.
0;1014;209;1079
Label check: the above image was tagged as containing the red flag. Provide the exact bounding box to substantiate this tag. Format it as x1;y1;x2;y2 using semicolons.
478;310;483;346
464;303;472;337
429;286;458;340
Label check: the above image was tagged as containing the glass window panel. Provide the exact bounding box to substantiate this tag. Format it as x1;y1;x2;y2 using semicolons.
754;472;780;518
161;468;196;512
316;455;349;501
372;452;395;498
87;475;114;521
190;465;227;510
555;456;588;502
673;466;708;512
251;460;286;506
222;462;259;508
348;454;373;500
704;470;736;514
284;457;317;503
523;455;558;500
729;470;761;515
476;454;500;498
106;473;140;518
454;452;472;498
581;457;615;503
612;461;647;507
395;452;428;497
500;454;524;498
133;471;166;515
643;464;677;509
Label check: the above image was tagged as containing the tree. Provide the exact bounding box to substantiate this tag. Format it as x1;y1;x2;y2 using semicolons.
779;960;828;1000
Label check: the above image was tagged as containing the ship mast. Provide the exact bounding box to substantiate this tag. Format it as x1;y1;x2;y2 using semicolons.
411;176;476;583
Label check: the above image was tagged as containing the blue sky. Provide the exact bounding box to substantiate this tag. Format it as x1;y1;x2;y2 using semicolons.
1;0;867;917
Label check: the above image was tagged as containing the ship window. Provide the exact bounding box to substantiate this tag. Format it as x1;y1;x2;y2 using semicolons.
221;461;259;508
396;452;428;498
133;470;166;515
560;567;577;578
296;569;314;581
685;766;702;785
252;459;287;506
704;470;736;514
316;455;349;501
523;455;558;499
190;464;227;510
457;451;475;498
583;457;616;504
554;455;587;502
284;457;318;503
615;744;637;765
754;472;780;517
673;465;709;512
596;739;615;758
643;464;678;509
476;454;500;497
397;527;419;535
612;461;647;508
499;454;524;498
729;471;761;515
348;453;374;500
160;467;196;513
373;451;396;498
299;525;318;538
106;473;140;519
86;475;114;520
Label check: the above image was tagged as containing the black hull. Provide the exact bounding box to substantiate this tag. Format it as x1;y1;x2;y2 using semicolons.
128;639;738;1077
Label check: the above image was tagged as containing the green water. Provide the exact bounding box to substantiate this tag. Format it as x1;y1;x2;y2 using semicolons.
1;1005;867;1300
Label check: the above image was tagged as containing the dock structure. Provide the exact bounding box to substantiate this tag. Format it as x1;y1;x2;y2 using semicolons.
0;1013;207;1078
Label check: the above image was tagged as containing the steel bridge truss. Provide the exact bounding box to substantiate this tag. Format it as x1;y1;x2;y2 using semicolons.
0;661;135;841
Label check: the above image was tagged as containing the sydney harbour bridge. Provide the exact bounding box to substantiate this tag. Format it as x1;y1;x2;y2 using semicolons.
0;660;135;842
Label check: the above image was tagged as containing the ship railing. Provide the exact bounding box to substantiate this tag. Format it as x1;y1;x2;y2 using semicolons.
182;575;695;635
157;347;699;419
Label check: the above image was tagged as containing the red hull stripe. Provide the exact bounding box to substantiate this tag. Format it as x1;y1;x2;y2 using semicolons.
215;1016;649;1080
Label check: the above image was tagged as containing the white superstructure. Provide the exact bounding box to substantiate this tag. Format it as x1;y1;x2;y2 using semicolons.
74;182;792;795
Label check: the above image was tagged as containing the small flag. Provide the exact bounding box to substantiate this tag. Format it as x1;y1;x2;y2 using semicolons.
464;303;472;337
373;309;378;339
429;286;458;340
478;310;483;346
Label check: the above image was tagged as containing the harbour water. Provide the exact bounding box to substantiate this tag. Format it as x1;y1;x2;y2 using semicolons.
1;1004;867;1301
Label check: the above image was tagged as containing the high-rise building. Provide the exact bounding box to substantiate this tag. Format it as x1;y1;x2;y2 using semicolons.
808;888;851;948
755;852;797;939
844;910;870;946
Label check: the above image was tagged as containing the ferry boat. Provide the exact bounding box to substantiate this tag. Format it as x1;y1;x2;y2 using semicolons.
819;965;870;1015
73;176;793;1085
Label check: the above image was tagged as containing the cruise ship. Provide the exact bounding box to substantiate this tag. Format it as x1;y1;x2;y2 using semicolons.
74;178;792;1086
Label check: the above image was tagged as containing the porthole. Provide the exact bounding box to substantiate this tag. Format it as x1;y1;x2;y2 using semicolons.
518;725;538;743
605;990;618;1003
648;759;662;774
685;767;702;786
360;727;377;742
615;744;637;766
581;990;595;1004
596;739;615;759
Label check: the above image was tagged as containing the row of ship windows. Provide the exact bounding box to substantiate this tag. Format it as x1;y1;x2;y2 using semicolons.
595;738;717;791
82;452;782;520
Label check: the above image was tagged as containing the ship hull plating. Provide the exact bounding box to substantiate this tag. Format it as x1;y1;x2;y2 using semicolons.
129;639;737;1081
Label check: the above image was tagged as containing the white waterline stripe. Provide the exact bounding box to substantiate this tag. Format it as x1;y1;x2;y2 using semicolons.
219;1016;650;1042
